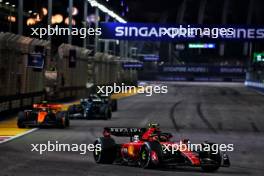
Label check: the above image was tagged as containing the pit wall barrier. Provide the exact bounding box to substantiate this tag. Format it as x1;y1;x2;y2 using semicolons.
0;87;86;115
245;81;264;93
57;44;91;89
139;64;245;82
0;33;138;116
0;92;44;115
244;68;264;93
94;52;138;86
0;32;50;96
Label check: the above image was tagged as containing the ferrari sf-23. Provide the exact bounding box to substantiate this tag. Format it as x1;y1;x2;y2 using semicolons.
17;101;70;128
93;123;230;172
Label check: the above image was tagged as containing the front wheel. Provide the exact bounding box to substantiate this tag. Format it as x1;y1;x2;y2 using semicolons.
139;142;162;168
64;113;70;127
93;137;116;164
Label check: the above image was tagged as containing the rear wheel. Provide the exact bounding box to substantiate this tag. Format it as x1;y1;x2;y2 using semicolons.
56;111;69;128
64;113;70;127
103;108;112;120
111;99;118;112
93;137;116;164
107;109;112;119
17;112;26;128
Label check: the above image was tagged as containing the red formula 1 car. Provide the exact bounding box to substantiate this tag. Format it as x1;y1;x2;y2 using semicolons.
17;101;70;128
93;123;230;172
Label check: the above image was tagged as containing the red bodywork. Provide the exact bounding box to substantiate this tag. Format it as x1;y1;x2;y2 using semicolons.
105;127;201;166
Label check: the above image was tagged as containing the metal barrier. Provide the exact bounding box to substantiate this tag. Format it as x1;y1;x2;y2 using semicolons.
0;32;50;97
0;87;87;116
0;32;139;116
93;52;138;86
0;91;44;114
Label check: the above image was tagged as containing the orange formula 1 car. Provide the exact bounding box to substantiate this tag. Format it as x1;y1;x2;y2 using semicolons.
17;101;70;128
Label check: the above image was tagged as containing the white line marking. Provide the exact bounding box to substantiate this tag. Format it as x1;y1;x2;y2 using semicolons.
245;81;264;96
0;128;38;144
251;89;264;96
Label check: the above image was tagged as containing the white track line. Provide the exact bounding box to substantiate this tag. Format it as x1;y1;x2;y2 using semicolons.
251;89;264;96
0;128;38;144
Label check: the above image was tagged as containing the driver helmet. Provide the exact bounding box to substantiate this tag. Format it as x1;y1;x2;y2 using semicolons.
148;122;160;129
133;135;139;142
41;108;47;111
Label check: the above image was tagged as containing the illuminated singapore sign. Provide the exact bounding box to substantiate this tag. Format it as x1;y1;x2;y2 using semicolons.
100;22;264;41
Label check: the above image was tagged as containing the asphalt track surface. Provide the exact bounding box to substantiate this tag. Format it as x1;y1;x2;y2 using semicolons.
0;82;264;176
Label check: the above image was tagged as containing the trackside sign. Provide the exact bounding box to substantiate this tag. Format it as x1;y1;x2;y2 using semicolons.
100;22;264;41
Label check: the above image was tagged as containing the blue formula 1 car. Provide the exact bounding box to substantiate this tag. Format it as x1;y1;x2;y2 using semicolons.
97;94;118;112
68;95;112;120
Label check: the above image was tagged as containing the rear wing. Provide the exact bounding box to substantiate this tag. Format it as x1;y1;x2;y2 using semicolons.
33;103;62;110
104;127;146;137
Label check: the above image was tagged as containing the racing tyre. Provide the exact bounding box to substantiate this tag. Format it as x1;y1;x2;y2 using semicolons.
139;141;162;169
93;137;116;164
56;111;69;128
199;142;222;172
111;99;118;112
17;112;26;128
107;109;112;119
103;108;112;120
64;112;70;128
